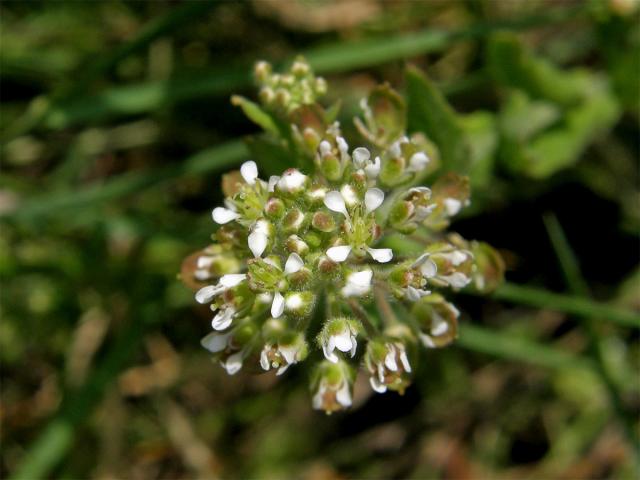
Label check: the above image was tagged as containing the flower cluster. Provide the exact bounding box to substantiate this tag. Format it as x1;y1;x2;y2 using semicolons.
181;58;504;413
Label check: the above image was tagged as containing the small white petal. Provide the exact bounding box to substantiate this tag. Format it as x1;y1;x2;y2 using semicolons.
279;346;296;365
364;156;381;179
444;198;462;216
194;269;211;281
336;382;352;407
197;256;214;269
326;245;352;263
248;231;268;258
212;207;240;224
389;140;402;158
405;286;431;301
352;147;370;168
385;348;398;371
268;176;280;192
420;259;438;278
442;272;470;289
212;308;234;331
400;350;412;373
260;347;270;370
312;385;326;410
271;292;285;318
322;342;339;363
200;331;230;353
336;136;349;154
284;253;304;274
334;331;353;352
408;152;429;171
219;274;246;287
324;191;349;217
195;285;221;304
349;335;357;357
366;247;393;263
240;160;258;185
222;352;243;375
319;140;332;156
431;316;449;336
276;365;290;376
364;188;384;214
341;270;373;297
370;376;387;393
277;169;307;192
340;184;358;207
419;333;436;348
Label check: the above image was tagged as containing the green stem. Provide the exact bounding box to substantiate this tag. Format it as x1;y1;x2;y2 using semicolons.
542;212;640;461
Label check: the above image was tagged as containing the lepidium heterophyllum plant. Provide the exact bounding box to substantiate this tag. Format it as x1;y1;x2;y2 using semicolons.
181;58;504;413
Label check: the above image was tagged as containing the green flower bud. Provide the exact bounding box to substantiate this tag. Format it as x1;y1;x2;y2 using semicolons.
284;291;316;318
311;211;336;232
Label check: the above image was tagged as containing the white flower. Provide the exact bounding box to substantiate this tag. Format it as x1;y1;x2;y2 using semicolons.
352;147;370;168
326;244;392;264
322;324;358;363
264;253;304;318
368;342;412;393
341;269;373;298
352;147;381;179
195;274;246;304
260;342;304;376
200;329;248;375
312;374;352;411
277;168;307;193
419;303;460;348
240;160;259;185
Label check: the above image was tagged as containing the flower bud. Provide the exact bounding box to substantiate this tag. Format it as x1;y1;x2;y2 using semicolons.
411;294;459;348
388;187;434;233
264;197;286;219
285;291;316;318
423;173;470;230
311;360;355;414
277;169;309;195
311;211;336;232
427;243;474;289
470;241;505;293
282;208;307;234
318;317;361;362
354;84;406;147
285;234;309;256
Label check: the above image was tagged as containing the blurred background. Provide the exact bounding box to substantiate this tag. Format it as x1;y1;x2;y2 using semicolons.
1;1;639;478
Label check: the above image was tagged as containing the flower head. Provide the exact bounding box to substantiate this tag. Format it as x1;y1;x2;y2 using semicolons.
183;58;502;411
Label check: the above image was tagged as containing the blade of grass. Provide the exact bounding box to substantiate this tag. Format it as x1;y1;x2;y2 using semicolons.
10;308;151;480
491;283;640;329
7;4;584;134
2;139;247;221
543;212;640;460
457;323;595;371
2;1;218;142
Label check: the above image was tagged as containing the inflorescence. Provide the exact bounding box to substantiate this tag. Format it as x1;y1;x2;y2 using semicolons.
181;58;504;413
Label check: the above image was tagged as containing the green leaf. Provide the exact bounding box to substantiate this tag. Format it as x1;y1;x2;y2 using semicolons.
459;111;499;188
406;65;469;173
487;32;590;106
231;95;280;136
